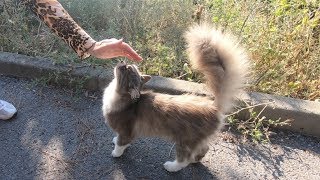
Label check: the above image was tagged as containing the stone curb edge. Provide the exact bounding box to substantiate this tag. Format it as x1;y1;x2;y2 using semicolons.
1;52;319;137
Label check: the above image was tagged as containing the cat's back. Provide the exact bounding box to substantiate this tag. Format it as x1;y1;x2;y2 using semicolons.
139;91;214;108
137;91;217;118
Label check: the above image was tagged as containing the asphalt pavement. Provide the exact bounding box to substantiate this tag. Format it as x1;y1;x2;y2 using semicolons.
0;75;319;180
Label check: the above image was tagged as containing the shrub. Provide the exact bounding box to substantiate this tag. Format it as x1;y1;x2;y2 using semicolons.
0;0;319;100
206;0;320;100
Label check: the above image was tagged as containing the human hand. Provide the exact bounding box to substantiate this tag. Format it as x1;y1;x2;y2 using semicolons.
88;38;142;62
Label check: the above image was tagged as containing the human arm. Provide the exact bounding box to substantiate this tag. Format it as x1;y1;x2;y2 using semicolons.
21;0;142;61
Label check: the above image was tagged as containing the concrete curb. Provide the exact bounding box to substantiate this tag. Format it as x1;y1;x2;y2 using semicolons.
1;52;319;137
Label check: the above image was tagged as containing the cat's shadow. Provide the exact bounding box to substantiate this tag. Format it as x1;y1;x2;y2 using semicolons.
109;138;218;179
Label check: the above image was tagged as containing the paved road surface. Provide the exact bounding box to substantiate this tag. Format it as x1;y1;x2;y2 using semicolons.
0;76;319;179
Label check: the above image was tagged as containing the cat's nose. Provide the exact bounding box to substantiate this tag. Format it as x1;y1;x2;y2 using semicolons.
117;61;125;67
119;61;127;65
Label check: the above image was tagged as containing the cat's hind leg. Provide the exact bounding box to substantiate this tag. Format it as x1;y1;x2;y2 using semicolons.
163;145;191;172
193;144;209;162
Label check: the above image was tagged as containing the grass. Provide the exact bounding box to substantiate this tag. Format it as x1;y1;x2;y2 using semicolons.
206;0;320;100
0;0;319;101
226;101;292;143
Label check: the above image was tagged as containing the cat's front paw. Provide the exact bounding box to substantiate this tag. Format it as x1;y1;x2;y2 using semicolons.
111;149;123;157
112;136;118;145
163;161;184;172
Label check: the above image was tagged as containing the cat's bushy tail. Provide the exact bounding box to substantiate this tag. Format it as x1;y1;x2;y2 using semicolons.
184;24;250;114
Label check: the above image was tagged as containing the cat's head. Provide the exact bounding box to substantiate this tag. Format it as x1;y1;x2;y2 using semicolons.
114;61;151;100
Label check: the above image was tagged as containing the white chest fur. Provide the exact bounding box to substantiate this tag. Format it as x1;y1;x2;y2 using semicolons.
102;79;119;116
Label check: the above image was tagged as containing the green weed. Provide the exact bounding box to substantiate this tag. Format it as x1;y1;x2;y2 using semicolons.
227;102;292;143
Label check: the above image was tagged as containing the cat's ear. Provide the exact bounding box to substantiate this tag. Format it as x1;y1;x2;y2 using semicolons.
141;75;151;84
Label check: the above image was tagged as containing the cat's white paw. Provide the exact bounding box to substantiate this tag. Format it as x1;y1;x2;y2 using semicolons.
111;142;130;158
112;136;118;145
163;161;187;172
111;149;123;157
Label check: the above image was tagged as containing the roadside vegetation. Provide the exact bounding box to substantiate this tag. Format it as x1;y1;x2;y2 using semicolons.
0;1;319;142
1;0;319;100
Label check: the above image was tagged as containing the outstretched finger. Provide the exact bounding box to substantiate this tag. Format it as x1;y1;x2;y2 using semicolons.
121;42;143;62
123;54;133;60
100;38;119;44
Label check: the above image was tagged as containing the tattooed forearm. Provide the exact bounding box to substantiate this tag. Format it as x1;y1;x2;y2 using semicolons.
21;0;95;59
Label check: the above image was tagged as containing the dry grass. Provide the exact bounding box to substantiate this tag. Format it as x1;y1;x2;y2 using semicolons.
0;0;319;100
205;0;320;100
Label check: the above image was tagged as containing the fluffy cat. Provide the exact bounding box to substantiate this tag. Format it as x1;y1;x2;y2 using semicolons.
102;24;250;172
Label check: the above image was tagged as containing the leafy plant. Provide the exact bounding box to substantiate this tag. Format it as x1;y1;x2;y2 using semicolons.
226;102;292;143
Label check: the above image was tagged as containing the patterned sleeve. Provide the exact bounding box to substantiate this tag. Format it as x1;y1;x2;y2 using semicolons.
22;0;96;59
